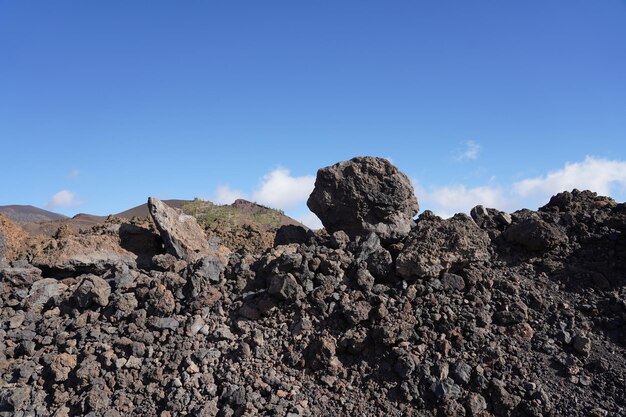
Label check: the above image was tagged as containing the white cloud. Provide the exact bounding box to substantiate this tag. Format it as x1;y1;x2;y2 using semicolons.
455;140;481;161
513;156;626;199
426;184;510;214
416;156;626;217
46;190;81;209
211;167;318;227
297;211;323;230
67;169;80;179
213;185;246;205
252;168;315;210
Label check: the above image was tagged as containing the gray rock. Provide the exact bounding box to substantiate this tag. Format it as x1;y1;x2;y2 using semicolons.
307;156;419;242
149;317;180;330
396;212;491;280
431;378;462;401
73;274;111;308
25;278;67;311
148;196;211;261
268;274;303;301
466;392;487;416
194;256;225;284
357;233;393;280
493;302;528;325
1;265;42;287
441;273;466;292
451;360;472;385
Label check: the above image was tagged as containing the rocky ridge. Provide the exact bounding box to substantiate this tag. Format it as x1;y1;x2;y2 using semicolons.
1;156;625;417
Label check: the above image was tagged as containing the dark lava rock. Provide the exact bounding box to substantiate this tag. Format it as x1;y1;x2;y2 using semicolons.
1;159;626;417
307;156;419;242
504;217;568;251
274;225;313;246
396;212;491;280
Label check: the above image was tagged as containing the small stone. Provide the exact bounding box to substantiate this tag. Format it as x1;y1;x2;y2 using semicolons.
268;274;303;301
125;355;142;369
73;274;111;308
466;392;487;416
48;353;77;382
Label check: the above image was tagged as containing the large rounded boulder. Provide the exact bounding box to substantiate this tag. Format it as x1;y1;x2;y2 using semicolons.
307;156;419;242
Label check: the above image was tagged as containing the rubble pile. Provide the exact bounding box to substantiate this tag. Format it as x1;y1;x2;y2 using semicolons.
1;157;625;416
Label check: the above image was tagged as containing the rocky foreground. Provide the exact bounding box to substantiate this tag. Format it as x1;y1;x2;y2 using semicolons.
1;157;625;417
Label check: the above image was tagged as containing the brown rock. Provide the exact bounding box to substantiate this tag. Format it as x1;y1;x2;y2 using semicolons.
48;353;77;382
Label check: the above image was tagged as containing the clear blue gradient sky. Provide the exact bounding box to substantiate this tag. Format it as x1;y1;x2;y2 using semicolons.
1;1;625;227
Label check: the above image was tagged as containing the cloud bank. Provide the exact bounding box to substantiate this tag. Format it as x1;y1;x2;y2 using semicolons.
420;156;626;217
212;156;626;229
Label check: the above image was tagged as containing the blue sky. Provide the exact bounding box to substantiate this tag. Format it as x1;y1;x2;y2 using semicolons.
1;1;625;228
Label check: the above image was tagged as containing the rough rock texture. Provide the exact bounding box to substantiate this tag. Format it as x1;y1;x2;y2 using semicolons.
149;197;221;262
1;163;625;417
307;156;419;242
30;227;143;276
0;214;27;265
396;212;491;280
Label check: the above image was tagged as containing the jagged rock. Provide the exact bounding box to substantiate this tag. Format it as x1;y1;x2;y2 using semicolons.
541;189;616;215
467;392;488;416
268;273;303;301
46;353;77;382
25;278;67;310
72;274;111;308
148;196;215;261
305;335;341;372
307;156;419;242
274;224;312;246
1;265;42;287
471;205;512;238
356;232;393;280
1;180;626;417
504;217;568;251
572;335;592;356
0;214;28;264
396;212;491;279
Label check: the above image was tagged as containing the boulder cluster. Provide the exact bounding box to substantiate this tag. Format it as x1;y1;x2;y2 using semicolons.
1;156;625;417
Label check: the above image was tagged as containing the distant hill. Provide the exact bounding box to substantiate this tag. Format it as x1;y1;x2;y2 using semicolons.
10;199;305;253
182;198;302;230
115;199;189;219
0;205;67;224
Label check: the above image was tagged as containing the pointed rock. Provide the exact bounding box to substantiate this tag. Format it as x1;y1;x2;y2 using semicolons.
148;197;211;261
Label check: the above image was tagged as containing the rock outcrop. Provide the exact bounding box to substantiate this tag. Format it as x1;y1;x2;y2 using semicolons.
0;214;27;265
148;196;214;261
307;156;419;242
396;212;491;280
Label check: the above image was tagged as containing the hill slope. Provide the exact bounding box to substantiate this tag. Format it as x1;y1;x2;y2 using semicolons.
0;205;67;224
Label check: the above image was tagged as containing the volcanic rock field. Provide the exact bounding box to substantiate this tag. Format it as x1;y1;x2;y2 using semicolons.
1;156;625;417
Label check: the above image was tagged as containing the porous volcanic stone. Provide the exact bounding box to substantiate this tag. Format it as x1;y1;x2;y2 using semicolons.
396;212;491;279
307;156;419;242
